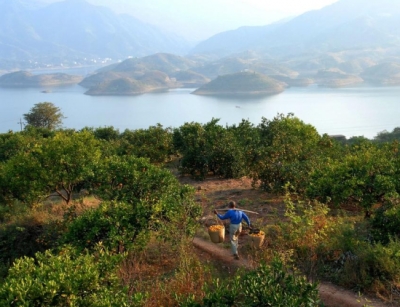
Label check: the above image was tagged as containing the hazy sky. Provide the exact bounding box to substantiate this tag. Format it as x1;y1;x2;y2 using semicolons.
60;0;340;42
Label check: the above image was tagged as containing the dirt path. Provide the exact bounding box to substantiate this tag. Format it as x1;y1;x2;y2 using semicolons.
193;237;392;307
174;174;397;307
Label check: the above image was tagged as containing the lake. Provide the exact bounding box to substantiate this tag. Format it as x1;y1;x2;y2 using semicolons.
1;83;400;139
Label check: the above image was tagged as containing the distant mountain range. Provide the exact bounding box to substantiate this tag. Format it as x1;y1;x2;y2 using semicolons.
0;0;190;63
190;0;400;58
2;0;400;94
2;0;400;69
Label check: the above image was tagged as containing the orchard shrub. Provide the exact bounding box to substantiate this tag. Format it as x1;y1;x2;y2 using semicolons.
307;142;398;216
180;259;321;307
1;131;101;206
252;114;322;194
371;198;400;244
62;201;142;253
68;156;201;252
0;245;142;307
119;124;174;164
173;119;245;180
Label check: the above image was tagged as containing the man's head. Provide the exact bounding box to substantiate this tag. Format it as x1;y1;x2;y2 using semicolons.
228;201;236;208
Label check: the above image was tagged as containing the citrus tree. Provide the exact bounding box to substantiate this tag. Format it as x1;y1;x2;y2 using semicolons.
227;119;261;176
180;259;321;307
64;155;201;252
307;142;398;216
173;119;245;179
251;114;322;193
173;121;208;179
1;131;101;206
203;119;244;178
0;246;139;307
119;124;174;164
0;129;53;162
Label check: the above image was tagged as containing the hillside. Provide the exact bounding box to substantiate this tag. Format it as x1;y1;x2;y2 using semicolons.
0;0;190;63
315;68;364;87
85;78;149;95
192;72;287;96
190;0;400;59
0;123;399;305
361;62;400;85
80;53;205;94
84;71;178;95
188;22;284;58
191;56;298;80
170;70;211;88
107;53;197;75
83;53;302;94
79;71;128;89
0;71;83;87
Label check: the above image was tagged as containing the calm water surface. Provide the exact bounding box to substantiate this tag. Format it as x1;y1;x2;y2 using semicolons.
1;84;400;138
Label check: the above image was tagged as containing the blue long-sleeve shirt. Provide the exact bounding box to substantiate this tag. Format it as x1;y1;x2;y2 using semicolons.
217;209;250;226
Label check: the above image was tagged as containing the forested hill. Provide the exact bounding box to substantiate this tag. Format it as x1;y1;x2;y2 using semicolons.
0;0;190;61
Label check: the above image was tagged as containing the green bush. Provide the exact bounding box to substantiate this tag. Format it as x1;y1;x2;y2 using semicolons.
94;155;180;205
0;129;50;162
119;124;174;164
371;198;400;244
180;259;321;307
307;142;398;216
0;245;142;307
371;239;400;285
252;114;323;194
62;201;146;253
0;217;64;279
331;239;400;292
65;155;201;252
1;131;102;206
92;126;121;141
173;121;211;180
173;119;246;180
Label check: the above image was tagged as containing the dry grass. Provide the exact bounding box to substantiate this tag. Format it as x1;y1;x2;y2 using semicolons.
119;240;214;307
114;174;269;306
179;175;286;223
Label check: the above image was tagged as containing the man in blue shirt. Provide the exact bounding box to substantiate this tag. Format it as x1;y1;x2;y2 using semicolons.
214;201;251;260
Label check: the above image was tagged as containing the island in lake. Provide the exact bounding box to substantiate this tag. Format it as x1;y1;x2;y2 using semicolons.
84;70;179;95
0;71;83;87
192;72;287;96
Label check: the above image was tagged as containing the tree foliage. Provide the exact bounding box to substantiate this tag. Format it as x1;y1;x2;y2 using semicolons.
63;155;201;252
374;127;400;143
371;197;400;243
1;131;101;206
307;142;398;215
23;102;65;130
180;259;321;307
173;119;245;180
119;124;174;164
251;114;323;193
2;116;400;303
0;246;136;307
